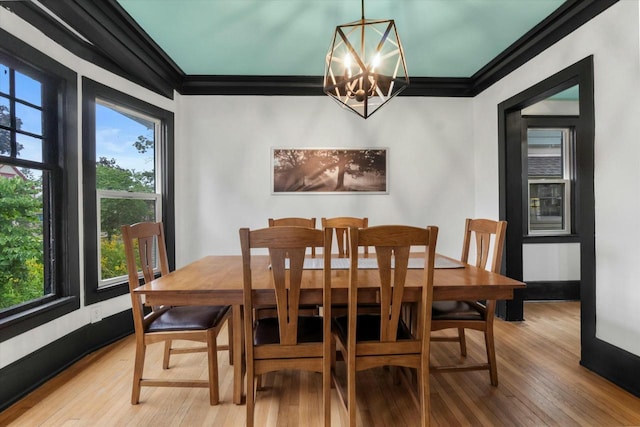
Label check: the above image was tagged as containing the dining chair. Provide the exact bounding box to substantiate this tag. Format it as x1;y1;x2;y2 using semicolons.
266;217;320;317
430;218;507;386
121;222;232;405
322;217;375;317
240;226;333;427
332;225;438;427
268;217;317;257
321;217;368;257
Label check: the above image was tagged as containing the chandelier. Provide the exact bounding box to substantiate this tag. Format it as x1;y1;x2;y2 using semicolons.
323;0;409;119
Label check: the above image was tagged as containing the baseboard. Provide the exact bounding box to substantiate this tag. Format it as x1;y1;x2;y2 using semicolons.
581;337;640;398
0;309;133;412
523;280;580;301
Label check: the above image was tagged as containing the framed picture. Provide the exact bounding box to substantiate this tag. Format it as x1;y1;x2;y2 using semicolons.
272;148;388;194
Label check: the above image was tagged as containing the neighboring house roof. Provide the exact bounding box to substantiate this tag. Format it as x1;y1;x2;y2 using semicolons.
0;164;27;180
528;156;562;177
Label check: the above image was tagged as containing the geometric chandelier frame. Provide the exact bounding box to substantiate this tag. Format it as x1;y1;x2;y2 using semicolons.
323;0;409;119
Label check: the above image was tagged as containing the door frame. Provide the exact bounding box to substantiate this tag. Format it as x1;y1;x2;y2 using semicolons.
496;56;595;339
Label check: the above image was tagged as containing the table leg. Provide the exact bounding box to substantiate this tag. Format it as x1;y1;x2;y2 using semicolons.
232;304;245;404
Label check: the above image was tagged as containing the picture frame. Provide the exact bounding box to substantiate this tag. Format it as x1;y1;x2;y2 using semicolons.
272;148;388;194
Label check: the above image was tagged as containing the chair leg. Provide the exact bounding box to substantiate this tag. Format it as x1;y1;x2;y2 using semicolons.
246;367;255;427
418;363;431;427
485;328;498;386
323;356;332;427
207;331;220;405
330;338;336;389
256;374;263;391
347;358;357;427
131;341;146;404
162;340;172;369
458;328;467;357
227;316;233;365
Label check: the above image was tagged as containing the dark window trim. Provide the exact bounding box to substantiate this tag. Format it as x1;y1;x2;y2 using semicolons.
0;28;79;342
82;77;175;305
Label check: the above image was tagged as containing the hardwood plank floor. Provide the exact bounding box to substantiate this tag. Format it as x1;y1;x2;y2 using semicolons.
1;302;639;426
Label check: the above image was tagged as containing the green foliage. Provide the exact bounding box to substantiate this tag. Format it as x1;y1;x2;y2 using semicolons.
100;234;128;280
0;105;24;155
96;134;155;279
97;156;155;238
0;176;44;309
0;128;155;309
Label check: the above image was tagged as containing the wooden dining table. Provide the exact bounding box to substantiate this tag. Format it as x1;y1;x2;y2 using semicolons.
133;254;525;405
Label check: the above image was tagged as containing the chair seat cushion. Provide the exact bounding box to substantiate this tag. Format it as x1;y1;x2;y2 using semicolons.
254;316;324;345
147;305;230;332
333;314;412;342
432;301;483;321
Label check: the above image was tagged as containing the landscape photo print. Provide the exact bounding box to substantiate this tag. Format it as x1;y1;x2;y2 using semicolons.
272;148;388;194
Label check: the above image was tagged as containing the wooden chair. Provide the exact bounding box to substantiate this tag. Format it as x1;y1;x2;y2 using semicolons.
332;225;438;427
322;217;374;317
430;218;507;386
122;222;232;405
240;226;333;427
321;217;368;257
268;217;317;257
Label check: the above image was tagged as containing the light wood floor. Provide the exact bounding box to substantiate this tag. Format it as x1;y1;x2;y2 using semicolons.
2;302;640;426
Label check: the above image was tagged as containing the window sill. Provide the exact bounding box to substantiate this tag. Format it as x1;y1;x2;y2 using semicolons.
0;296;80;342
523;234;580;244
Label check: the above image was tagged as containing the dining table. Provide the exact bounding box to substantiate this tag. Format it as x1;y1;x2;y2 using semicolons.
133;253;526;405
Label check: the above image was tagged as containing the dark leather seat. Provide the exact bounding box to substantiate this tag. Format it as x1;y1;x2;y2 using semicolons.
333;314;412;342
147;306;231;332
253;316;324;345
432;301;483;321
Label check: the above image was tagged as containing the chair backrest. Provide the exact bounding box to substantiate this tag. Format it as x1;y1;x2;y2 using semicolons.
240;226;332;346
321;217;368;257
121;221;170;334
460;218;507;274
349;225;438;342
268;217;316;228
268;217;317;257
121;221;169;289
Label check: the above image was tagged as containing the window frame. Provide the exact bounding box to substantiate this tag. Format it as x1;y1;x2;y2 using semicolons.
526;127;574;236
527;178;572;235
96;191;161;287
0;29;79;342
82;77;174;305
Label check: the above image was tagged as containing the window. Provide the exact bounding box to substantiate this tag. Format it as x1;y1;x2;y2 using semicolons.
95;100;161;287
83;78;174;304
0;31;79;340
526;128;574;235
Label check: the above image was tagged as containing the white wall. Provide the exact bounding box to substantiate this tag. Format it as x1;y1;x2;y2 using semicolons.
174;95;474;265
0;7;176;369
473;1;640;356
523;243;580;282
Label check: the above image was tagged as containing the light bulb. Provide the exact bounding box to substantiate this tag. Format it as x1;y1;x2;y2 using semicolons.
371;53;381;72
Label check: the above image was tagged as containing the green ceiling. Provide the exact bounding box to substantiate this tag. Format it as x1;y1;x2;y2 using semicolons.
116;0;565;77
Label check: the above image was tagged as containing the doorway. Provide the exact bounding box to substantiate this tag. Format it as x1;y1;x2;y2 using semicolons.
496;57;595;364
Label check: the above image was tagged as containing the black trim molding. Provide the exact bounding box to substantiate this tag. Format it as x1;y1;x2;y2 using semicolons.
0;310;133;413
497;56;640;398
2;0;618;97
523;281;580;301
0;28;80;342
82;78;175;305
